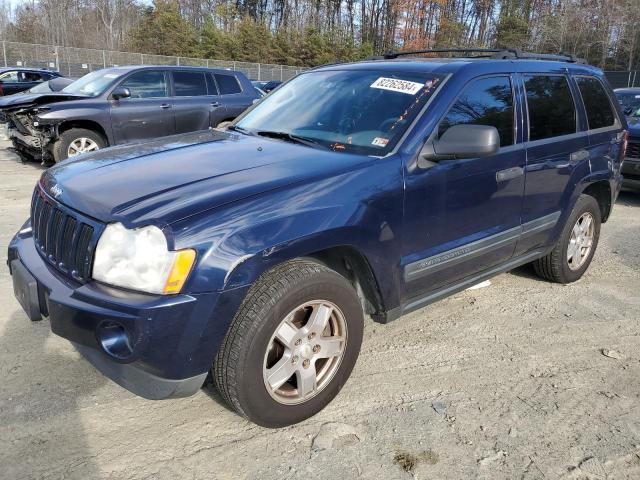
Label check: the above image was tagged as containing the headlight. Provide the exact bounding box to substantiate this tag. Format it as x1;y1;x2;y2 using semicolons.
92;223;196;294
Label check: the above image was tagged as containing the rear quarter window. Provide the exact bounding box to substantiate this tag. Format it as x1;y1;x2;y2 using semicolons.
524;75;576;141
215;74;242;95
575;76;617;129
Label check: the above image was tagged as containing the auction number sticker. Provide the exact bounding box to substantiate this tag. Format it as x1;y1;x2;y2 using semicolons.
372;137;389;147
371;77;424;95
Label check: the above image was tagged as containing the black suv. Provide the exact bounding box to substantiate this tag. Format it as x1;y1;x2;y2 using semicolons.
1;66;258;162
0;68;62;96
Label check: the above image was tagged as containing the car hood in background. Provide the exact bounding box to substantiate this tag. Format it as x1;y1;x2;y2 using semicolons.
0;92;88;109
41;129;370;227
627;117;640;138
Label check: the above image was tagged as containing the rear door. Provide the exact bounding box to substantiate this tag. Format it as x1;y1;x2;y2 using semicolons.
170;70;215;133
214;73;251;119
109;70;175;144
19;71;46;91
515;73;590;255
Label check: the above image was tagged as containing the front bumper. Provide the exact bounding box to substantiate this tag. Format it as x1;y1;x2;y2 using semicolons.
622;157;640;190
8;227;233;400
7;128;52;160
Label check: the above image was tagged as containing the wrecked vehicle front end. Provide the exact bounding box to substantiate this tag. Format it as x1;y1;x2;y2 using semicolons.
0;94;86;161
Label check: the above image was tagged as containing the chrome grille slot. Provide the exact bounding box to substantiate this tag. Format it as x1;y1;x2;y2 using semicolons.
30;186;100;282
627;141;640;159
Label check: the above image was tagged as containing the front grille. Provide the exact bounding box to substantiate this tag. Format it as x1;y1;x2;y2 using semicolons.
31;187;97;282
628;141;640;159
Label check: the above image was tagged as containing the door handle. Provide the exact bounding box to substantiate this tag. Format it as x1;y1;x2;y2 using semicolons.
570;149;589;164
496;166;524;182
210;102;221;108
160;103;172;109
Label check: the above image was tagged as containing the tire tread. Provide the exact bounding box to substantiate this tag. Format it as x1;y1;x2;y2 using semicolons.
213;259;332;419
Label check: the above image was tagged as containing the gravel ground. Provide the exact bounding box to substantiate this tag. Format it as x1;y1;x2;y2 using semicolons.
1;141;640;480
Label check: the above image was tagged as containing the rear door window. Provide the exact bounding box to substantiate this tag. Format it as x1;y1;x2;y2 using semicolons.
438;76;515;147
173;71;207;96
21;71;44;82
575;76;617;129
524;75;576;141
121;70;169;98
206;74;219;95
215;74;242;95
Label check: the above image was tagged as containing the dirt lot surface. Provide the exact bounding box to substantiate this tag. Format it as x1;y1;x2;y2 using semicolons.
1;140;640;480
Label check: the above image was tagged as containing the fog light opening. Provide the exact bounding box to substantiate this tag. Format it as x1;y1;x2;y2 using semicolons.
97;322;133;359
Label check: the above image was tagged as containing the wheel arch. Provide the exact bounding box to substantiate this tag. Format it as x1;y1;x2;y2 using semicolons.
303;246;386;320
580;180;612;223
57;120;109;144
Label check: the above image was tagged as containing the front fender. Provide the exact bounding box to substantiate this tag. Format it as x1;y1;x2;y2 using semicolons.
170;160;404;305
37;108;112;142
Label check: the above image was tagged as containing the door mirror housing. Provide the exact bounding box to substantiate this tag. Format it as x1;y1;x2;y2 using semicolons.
111;86;131;100
419;124;500;166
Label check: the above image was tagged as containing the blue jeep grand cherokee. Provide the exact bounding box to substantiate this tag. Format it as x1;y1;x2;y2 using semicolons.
9;50;626;427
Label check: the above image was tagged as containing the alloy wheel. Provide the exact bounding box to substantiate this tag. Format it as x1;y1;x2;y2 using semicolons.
567;212;595;270
67;137;99;157
263;300;347;405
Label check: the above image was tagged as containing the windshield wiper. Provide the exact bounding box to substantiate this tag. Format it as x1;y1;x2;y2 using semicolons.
227;124;254;136
256;130;329;150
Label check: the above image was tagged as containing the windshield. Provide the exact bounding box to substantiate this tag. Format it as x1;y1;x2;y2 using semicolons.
28;81;53;93
616;92;640;116
62;70;123;97
236;69;443;155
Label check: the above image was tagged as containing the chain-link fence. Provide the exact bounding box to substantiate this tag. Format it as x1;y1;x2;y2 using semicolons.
604;71;639;89
1;41;307;81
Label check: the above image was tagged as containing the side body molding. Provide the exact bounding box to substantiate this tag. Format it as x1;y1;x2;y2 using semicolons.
403;211;561;283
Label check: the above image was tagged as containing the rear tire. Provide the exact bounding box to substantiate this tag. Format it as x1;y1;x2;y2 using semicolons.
213;259;364;428
53;128;106;162
532;194;601;283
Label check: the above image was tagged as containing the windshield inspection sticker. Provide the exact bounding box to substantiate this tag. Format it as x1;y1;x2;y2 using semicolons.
372;137;389;147
371;77;424;95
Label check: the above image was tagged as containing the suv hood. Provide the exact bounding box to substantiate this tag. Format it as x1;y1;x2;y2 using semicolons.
41;130;370;226
0;92;87;110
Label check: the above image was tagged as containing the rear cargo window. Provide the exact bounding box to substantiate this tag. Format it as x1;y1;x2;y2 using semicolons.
524;75;576;141
215;74;242;95
173;71;207;96
575;76;617;130
438;76;514;147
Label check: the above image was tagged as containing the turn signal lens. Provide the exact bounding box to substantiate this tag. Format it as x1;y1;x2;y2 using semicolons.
163;249;197;294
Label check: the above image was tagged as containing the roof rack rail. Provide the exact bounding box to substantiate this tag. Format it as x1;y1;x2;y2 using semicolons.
368;48;585;64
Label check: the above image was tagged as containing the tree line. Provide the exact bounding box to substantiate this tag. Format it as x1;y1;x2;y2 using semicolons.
1;0;638;69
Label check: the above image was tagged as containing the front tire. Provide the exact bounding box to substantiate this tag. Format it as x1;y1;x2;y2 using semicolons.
532;194;601;283
53;128;106;162
213;259;364;427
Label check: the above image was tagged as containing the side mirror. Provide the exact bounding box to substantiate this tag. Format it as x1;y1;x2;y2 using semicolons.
111;86;131;100
419;124;500;166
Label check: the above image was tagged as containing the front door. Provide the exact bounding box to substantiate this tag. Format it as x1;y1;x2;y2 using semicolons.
402;75;525;302
110;70;175;144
